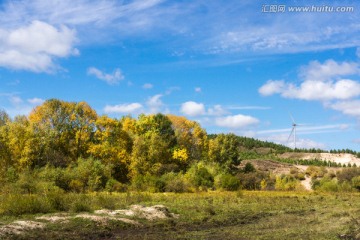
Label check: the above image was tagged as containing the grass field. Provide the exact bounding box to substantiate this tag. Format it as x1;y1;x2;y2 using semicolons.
0;191;359;239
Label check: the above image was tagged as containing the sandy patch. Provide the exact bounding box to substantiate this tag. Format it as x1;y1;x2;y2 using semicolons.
95;205;179;221
0;221;45;236
0;205;178;237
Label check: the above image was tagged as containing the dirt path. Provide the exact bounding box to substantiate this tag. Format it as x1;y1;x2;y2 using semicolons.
301;176;312;191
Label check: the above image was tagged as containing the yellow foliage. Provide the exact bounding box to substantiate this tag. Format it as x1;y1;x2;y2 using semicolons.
173;148;189;162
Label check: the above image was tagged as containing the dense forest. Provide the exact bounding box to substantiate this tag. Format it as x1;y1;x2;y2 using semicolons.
0;99;359;194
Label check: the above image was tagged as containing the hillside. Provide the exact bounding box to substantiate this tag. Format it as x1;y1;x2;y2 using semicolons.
278;152;360;167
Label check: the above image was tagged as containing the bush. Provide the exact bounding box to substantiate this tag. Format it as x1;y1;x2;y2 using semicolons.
337;168;360;183
306;166;327;178
237;171;269;190
352;176;360;191
70;195;92;213
46;188;67;211
105;178;127;192
313;177;339;192
162;172;189;193
275;174;302;191
1;194;52;216
243;162;256;173
215;174;240;191
185;163;214;190
131;174;165;192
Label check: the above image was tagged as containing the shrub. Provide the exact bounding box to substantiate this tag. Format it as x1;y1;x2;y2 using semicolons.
352;176;360;191
275;174;302;191
131;174;165;192
162;172;190;193
70;195;92;213
215;174;240;191
313;177;339;192
1;194;52;216
46;188;67;211
237;171;268;190
243;162;256;173
185;163;214;190
337;168;360;183
105;178;127;193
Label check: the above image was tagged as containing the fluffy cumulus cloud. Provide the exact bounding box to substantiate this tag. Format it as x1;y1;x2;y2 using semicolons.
258;80;286;96
330;100;360;117
104;103;143;114
87;67;124;85
0;20;77;72
259;60;360;101
260;79;360;101
215;114;259;129
180;101;206;116
300;60;360;81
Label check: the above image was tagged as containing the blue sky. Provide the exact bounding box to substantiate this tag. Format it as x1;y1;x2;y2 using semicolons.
1;0;360;150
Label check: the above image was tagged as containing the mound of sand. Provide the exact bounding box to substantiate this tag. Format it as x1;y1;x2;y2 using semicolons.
0;205;178;237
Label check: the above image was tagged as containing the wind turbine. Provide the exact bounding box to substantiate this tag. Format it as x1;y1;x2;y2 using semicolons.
287;114;299;149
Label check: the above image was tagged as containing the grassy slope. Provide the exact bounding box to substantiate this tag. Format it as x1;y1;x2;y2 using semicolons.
2;191;359;240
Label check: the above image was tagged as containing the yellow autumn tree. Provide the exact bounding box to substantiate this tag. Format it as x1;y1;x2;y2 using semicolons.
88;116;132;182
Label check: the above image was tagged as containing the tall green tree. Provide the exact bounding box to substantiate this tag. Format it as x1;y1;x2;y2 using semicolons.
29;99;97;166
208;133;241;174
88;116;132;182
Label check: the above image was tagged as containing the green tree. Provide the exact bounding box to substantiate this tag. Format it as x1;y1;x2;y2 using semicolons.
208;133;241;174
29;99;97;166
88;116;132;182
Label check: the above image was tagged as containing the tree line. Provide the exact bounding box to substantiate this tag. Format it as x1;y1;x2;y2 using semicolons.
1;99;359;193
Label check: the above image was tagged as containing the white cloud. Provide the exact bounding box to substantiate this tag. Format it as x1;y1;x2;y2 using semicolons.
1;1;359;59
259;60;360;101
142;83;153;89
27;98;45;105
195;87;201;92
330;100;360;117
207;105;228;116
300;59;360;81
180;101;205;117
258;80;285;96
0;20;77;72
282;79;360;101
104;103;143;114
146;94;164;113
215;114;259;129
87;67;124;85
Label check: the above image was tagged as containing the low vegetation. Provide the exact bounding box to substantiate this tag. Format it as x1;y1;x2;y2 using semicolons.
0;191;360;239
